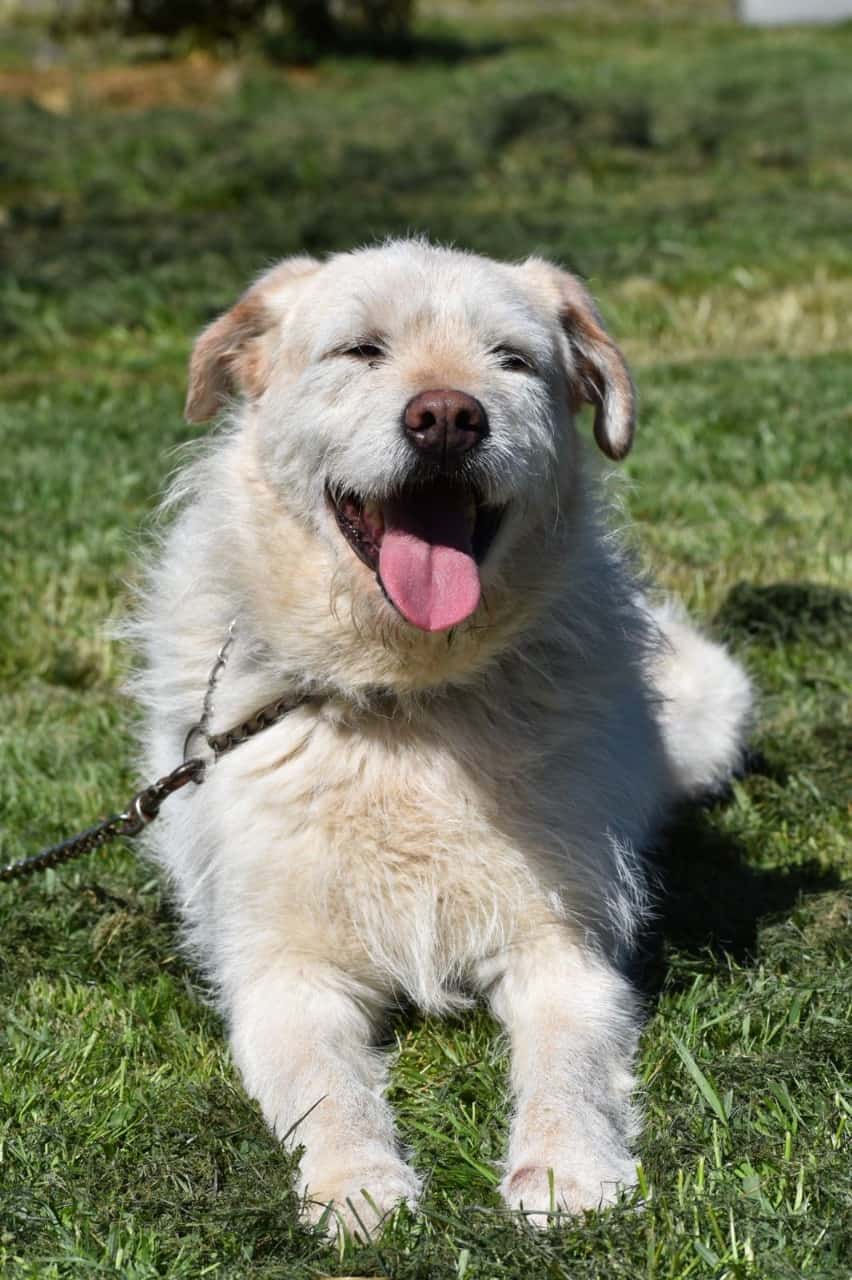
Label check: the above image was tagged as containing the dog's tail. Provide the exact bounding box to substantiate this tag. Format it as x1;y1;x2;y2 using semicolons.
643;598;754;799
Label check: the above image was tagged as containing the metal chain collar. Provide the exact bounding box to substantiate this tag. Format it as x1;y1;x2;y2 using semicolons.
0;620;308;884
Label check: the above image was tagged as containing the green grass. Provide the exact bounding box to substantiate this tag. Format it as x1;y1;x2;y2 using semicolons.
1;3;850;1276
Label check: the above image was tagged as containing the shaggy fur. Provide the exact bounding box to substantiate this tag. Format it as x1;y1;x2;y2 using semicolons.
128;240;753;1235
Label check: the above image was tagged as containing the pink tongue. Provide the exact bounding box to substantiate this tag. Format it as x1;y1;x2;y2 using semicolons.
378;485;481;632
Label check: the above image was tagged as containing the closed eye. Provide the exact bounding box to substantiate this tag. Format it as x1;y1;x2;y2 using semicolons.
341;341;385;361
492;346;536;373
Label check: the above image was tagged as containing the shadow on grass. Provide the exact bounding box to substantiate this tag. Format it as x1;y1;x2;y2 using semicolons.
262;27;519;66
635;578;851;995
635;802;842;998
714;580;852;649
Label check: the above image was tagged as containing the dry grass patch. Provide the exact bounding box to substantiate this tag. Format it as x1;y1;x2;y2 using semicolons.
0;52;242;113
619;272;852;365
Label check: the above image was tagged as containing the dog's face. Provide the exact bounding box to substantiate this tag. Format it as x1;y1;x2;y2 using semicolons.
185;241;635;689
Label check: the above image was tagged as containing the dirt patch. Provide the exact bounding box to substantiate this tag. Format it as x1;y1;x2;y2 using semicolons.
0;51;243;113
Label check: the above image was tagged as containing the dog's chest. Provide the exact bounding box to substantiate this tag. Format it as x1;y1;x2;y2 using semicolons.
212;701;551;1006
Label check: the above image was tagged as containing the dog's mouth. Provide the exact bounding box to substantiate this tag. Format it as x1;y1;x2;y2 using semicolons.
327;479;505;633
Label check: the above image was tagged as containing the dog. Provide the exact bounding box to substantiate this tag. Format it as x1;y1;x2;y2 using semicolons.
128;239;752;1235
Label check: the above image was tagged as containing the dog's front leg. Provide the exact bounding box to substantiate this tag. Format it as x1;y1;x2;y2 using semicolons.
486;936;640;1223
228;963;419;1237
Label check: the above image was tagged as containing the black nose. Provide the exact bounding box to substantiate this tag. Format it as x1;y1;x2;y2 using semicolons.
402;389;489;466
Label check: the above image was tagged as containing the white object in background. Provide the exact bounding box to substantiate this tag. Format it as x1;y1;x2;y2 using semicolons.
740;0;852;24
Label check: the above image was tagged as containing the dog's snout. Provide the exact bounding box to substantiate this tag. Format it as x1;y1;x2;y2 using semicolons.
403;389;488;465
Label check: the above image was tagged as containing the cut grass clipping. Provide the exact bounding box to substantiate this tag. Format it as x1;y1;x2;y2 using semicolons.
1;1;850;1277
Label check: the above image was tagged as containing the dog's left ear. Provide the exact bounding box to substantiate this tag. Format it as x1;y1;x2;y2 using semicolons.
519;259;636;461
185;256;320;423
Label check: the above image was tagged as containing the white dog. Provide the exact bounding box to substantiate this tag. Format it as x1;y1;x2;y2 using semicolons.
129;240;752;1235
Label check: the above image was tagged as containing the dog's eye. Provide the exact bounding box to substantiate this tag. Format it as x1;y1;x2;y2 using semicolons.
344;342;385;361
493;347;534;373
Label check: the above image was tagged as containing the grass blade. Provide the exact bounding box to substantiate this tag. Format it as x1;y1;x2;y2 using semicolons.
672;1033;730;1126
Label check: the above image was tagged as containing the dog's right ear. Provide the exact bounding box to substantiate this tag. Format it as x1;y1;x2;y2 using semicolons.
185;256;320;423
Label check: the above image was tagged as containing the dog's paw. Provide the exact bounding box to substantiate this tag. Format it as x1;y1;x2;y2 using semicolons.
500;1153;637;1225
304;1159;421;1239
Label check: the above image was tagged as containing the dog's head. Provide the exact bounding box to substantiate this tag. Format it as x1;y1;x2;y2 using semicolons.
185;241;635;690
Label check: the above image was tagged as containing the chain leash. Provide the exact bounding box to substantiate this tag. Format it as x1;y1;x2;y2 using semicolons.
0;760;205;883
1;621;309;884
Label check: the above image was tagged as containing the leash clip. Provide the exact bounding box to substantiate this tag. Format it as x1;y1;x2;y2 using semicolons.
119;758;205;837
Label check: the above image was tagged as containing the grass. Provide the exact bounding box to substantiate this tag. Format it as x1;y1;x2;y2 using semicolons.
1;2;850;1276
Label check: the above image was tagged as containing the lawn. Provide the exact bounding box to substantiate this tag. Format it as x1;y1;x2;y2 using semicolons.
0;2;850;1276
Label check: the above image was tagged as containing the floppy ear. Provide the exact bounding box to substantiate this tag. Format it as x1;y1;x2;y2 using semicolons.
185;255;320;423
520;259;636;461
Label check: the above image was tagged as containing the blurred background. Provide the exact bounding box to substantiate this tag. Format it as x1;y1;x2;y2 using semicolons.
2;0;850;369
